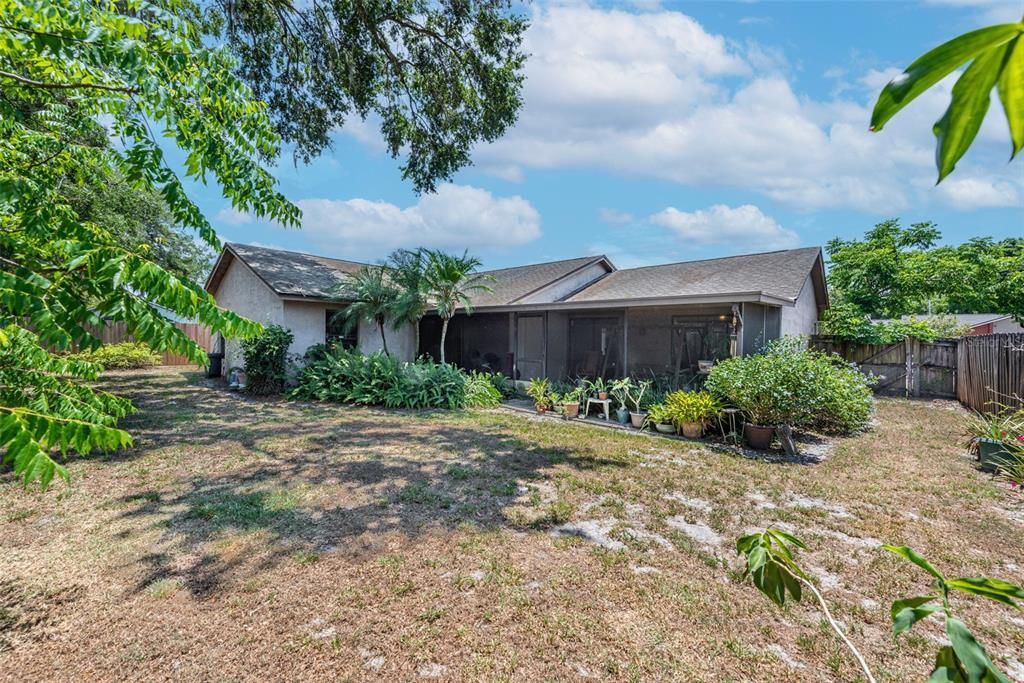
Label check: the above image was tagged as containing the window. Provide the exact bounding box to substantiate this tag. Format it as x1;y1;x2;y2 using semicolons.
326;310;358;349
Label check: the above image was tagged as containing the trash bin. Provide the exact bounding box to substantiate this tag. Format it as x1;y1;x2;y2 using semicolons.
207;352;223;378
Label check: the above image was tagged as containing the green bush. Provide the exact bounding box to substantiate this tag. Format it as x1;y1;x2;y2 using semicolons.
819;302;972;343
67;342;161;370
465;372;502;408
706;337;873;434
241;325;294;395
289;347;482;410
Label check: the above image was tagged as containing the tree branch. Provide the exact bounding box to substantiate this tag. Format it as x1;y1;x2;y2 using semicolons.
0;70;136;94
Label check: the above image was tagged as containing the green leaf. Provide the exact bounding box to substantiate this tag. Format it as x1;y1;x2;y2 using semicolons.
891;595;941;635
933;42;1012;182
883;545;947;582
997;35;1024;159
945;617;1009;683
871;23;1022;131
947;577;1024;608
928;646;966;683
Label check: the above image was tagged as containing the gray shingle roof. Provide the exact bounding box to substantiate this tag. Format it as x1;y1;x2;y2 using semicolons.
470;256;608;306
227;243;368;299
564;247;821;303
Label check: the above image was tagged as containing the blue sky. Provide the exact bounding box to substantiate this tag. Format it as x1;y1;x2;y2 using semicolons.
196;0;1023;270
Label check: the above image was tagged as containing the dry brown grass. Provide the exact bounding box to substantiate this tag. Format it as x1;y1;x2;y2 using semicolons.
1;368;1022;681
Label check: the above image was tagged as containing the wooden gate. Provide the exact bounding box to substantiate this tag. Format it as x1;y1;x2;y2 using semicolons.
810;336;957;399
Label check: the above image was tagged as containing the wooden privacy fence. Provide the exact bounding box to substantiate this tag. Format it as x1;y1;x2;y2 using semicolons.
810;336;958;399
93;321;212;366
956;333;1024;414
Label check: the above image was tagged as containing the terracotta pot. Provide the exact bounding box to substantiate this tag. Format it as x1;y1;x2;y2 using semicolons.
655;422;675;434
629;411;646;429
563;403;580;419
536;405;547;415
597;391;608;401
744;423;775;450
680;421;703;439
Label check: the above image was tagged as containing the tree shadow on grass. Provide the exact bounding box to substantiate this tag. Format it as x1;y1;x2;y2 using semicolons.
105;372;633;598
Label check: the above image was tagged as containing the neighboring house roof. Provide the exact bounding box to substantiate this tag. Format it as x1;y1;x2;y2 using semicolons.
471;256;613;307
206;243;827;312
563;247;825;306
206;243;369;299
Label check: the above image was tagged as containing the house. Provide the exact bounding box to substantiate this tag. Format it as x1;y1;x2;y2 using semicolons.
205;243;828;385
940;313;1024;336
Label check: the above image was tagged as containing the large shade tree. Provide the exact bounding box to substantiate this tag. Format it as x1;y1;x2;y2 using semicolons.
422;250;493;364
197;0;528;192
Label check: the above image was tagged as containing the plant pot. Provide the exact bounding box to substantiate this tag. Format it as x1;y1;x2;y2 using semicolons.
655;422;675;434
563;403;580;419
616;407;630;425
597;391;608;401
536;405;547;415
629;411;646;429
977;438;1014;472
680;421;703;439
744;423;775;450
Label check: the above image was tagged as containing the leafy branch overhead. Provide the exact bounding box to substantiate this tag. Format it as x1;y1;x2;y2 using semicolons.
204;0;528;192
871;19;1024;182
0;1;297;486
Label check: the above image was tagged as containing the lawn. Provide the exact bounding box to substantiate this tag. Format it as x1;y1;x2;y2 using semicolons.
1;368;1022;681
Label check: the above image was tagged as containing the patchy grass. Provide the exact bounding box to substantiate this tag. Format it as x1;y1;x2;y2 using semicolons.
1;368;1022;681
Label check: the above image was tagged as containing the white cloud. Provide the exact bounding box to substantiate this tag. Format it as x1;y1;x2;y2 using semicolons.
599;208;634;224
936;176;1022;209
649;204;799;249
463;3;1021;213
294;184;541;257
925;0;1024;24
215;207;253;226
738;16;772;25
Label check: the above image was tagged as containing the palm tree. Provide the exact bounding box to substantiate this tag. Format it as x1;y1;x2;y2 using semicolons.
333;265;400;354
422;250;494;364
387;248;429;357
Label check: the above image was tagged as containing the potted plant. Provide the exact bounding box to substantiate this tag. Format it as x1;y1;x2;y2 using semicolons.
609;378;633;425
625;379;651;429
964;409;1023;472
646;403;676;434
526;378;553;414
561;387;584;419
665;390;721;439
589;377;609;401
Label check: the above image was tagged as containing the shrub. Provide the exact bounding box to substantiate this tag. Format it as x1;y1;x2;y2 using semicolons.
241;325;294;395
289;347;473;410
67;342;161;370
706;337;873;434
465;372;502;408
664;391;721;426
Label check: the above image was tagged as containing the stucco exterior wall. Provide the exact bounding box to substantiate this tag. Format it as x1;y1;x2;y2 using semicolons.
518;262;610;304
211;257;284;371
780;274;819;338
282;300;329;359
357;320;416;361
